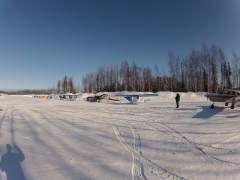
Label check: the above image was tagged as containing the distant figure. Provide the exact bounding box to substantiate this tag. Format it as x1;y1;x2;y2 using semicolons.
1;144;26;180
175;93;180;108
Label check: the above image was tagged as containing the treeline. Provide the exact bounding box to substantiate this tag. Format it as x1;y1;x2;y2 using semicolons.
1;89;54;95
56;75;76;93
82;45;240;93
168;45;236;92
82;62;172;92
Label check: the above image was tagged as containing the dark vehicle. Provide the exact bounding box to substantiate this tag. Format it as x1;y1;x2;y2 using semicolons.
86;96;97;102
86;94;108;102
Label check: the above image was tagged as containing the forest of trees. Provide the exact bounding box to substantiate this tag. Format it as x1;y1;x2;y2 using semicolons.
82;45;240;93
56;75;76;94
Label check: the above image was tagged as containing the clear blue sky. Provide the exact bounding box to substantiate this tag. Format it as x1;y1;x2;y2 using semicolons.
0;0;240;89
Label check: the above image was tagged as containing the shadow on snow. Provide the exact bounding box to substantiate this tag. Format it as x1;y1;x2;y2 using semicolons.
193;106;224;119
1;144;26;180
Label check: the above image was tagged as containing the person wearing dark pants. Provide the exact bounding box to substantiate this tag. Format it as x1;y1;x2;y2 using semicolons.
175;93;180;108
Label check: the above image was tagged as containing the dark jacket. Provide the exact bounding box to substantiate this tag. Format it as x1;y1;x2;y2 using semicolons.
175;94;180;102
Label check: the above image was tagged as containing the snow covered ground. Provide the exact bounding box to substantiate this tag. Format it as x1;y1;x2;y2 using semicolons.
0;93;240;180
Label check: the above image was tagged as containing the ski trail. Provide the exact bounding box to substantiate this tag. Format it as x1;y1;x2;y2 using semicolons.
0;107;8;180
131;127;147;180
113;126;186;180
220;134;240;144
146;121;240;166
0;107;9;129
160;123;240;166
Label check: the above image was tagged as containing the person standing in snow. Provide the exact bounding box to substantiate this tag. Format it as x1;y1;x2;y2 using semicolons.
175;93;180;108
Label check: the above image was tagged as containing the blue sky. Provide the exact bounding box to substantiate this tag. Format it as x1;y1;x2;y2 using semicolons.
0;0;240;89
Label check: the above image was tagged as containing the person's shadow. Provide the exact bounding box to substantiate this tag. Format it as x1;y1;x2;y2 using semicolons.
1;144;26;180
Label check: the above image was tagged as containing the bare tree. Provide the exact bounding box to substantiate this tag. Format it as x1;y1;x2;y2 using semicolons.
81;45;237;93
63;75;68;93
57;80;62;93
68;77;76;93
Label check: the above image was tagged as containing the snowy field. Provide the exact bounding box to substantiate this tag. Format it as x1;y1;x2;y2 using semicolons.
0;93;240;180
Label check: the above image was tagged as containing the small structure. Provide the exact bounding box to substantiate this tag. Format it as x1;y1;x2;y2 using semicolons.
33;95;49;99
58;93;81;101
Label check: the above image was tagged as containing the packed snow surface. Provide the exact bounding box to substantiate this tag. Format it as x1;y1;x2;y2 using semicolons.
0;92;240;180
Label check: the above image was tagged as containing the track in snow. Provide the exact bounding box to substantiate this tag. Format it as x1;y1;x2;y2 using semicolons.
113;126;186;180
